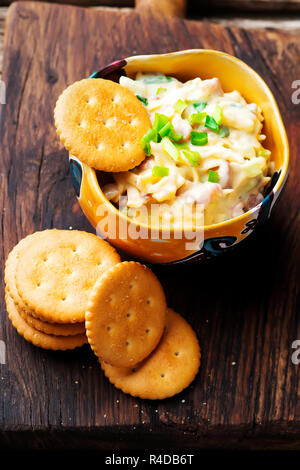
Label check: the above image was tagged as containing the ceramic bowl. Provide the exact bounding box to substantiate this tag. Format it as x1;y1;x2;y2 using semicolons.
69;49;289;265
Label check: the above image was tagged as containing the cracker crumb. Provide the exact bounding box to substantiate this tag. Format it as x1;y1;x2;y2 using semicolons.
69;226;73;230
74;380;79;384
181;399;186;403
232;361;236;365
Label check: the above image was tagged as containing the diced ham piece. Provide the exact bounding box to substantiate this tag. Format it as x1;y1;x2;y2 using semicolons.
172;114;192;141
203;77;223;97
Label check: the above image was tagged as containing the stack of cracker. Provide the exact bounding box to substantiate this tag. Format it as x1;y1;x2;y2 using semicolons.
5;230;200;399
4;229;120;351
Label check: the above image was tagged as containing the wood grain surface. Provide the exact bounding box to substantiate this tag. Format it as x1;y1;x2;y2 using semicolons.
0;1;300;450
2;3;300;78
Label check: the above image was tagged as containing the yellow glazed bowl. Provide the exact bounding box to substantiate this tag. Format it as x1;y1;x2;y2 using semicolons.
69;49;289;265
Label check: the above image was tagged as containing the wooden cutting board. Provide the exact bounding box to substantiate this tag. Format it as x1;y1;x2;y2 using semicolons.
0;1;300;450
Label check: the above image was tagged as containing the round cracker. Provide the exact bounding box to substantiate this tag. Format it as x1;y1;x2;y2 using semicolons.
5;231;46;308
100;308;200;400
14;229;121;324
86;261;166;368
5;232;61;319
5;293;87;351
54;78;151;172
5;237;85;336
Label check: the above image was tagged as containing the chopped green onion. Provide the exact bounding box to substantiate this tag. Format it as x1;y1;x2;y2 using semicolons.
208;170;219;183
144;75;173;84
162;137;180;161
159;121;172;138
140;139;151;156
191;131;208;146
205;115;219;133
188;112;207;125
152;116;183;142
140;128;158;155
258;149;271;159
168;130;183;142
156;87;167;95
212;105;223;125
218;126;230;138
174;99;187;114
182;150;202;167
153;113;169;134
144;128;158;142
173;142;190;150
152;166;169;178
193;102;207;112
230;102;242;108
136;95;148;106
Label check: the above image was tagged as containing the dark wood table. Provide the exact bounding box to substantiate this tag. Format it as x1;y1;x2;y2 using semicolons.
0;0;299;449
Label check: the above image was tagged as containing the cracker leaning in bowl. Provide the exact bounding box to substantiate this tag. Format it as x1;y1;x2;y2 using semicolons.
54;78;151;172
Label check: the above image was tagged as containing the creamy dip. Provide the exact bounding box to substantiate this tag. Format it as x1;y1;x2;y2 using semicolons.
102;73;272;227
